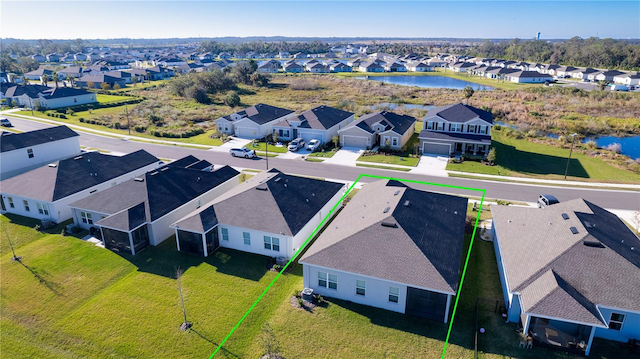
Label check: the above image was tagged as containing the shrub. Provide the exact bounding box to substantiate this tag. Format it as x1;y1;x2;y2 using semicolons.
604;142;622;154
79;117;85;122
113;83;121;90
100;82;111;90
297;298;304;307
224;91;241;107
66;108;74;116
585;140;598;150
290;78;320;91
486;148;496;165
294;290;301;298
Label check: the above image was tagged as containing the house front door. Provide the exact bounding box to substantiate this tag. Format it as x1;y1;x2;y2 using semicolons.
455;143;462;152
293;128;298;138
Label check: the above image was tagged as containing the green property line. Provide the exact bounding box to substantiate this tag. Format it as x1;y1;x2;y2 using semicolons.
209;173;485;359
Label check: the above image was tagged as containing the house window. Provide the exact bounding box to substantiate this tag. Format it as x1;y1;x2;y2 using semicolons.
23;200;30;212
389;287;399;303
392;137;398;147
356;280;366;296
426;122;433;130
264;236;271;250
221;228;229;241
27;148;34;158
609;313;625;331
243;232;251;245
468;125;476;133
272;237;280;251
318;272;337;289
8;197;14;208
80;211;93;224
263;236;281;251
479;126;487;134
37;203;49;215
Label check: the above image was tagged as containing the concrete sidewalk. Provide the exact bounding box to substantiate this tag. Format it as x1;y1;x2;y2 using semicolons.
446;170;640;189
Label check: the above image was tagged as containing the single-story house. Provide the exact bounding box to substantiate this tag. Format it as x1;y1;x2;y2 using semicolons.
503;71;553;83
69;159;240;255
46;53;62;62
0;126;80;179
406;61;433;72
571;68;600;80
491;199;640;356
384;62;407;72
449;62;476;73
308;63;330;73
31;54;46;62
338;111;417;150
0;150;161;223
485;67;518;79
613;73;640;86
171;169;345;258
272;105;354;144
555;66;579;78
419;103;493;156
24;68;54;80
76;74;127;89
300;179;468;323
257;61;281;73
214;103;295;139
283;62;304;73
105;70;132;84
3;85;97;109
175;63;207;74
359;61;385;73
594;70;626;82
330;62;352;72
545;64;561;75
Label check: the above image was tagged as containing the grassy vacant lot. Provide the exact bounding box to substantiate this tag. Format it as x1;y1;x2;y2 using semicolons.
1;215;300;358
446;130;640;183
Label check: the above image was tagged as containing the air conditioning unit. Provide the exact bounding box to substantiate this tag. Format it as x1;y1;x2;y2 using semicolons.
276;256;287;266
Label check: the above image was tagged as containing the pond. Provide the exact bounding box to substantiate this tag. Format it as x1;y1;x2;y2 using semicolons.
355;76;494;91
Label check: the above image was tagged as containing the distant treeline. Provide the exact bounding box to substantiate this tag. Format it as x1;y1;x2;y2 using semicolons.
463;37;640;71
198;40;331;55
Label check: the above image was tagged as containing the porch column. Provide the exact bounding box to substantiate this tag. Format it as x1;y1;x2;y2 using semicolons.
461;143;466;154
129;232;135;256
473;144;478;155
585;325;597;356
175;229;181;252
202;232;208;257
444;294;452;324
523;315;531;334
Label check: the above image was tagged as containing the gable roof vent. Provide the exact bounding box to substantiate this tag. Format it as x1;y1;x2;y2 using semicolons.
383;207;390;213
256;185;268;191
133;177;144;182
583;240;604;248
381;221;397;228
570;227;579;234
561;213;569;220
403;200;410;207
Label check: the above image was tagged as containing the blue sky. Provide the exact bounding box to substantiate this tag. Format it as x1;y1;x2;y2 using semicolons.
1;1;638;39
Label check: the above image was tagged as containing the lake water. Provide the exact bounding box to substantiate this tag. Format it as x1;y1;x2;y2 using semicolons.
355;76;494;91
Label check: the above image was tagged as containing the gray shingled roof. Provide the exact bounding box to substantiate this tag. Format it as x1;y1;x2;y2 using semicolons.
274;105;353;131
424;103;493;124
1;125;78;152
1;150;159;202
301;180;468;294
341;111;416;136
223;103;294;125
492;199;640;325
71;164;239;231
172;169;344;236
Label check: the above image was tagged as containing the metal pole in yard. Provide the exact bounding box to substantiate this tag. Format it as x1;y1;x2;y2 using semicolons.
564;133;577;180
125;105;131;135
3;226;21;261
265;138;269;170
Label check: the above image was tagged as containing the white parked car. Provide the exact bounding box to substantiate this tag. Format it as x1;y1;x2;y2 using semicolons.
288;138;305;152
307;139;321;151
230;148;256;158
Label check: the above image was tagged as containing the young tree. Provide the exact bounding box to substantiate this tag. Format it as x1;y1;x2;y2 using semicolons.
52;72;59;88
176;267;192;331
21;74;28;85
597;80;608;91
131;75;138;87
463;85;475;105
486;148;497;165
100;82;111;90
65;74;74;87
113;83;121;90
42;74;49;87
224;91;241;107
332;135;339;148
86;81;95;89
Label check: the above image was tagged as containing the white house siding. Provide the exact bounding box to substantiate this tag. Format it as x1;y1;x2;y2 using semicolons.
302;264;408;314
145;174;239;246
217;224;294;258
215;118;234;135
40;93;97;109
492;220;521;323
71;208;110;230
339;126;374;149
1;137;81;179
2;161;160;224
234;119;263;139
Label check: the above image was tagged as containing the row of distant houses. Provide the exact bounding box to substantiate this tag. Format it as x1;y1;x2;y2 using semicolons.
446;56;639;85
214;102;493;157
1;125;637;357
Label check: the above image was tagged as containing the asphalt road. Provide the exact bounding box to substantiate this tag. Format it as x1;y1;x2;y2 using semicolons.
4;115;640;210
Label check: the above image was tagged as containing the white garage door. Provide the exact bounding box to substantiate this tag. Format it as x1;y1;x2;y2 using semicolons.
422;142;450;155
343;136;369;148
236;127;259;139
299;131;322;144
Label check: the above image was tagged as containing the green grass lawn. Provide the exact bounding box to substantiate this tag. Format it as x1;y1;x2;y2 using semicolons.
244;141;288;153
446;130;640;184
356;163;412;171
1;215;300;358
356;132;422;167
96;94;134;102
307;150;337;158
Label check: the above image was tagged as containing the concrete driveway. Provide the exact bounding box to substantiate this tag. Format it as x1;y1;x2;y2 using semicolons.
213;137;253;152
410;154;449;176
324;147;364;166
279;148;312;160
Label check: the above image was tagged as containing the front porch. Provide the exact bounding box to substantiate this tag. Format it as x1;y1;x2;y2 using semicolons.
101;223;150;256
452;142;489;157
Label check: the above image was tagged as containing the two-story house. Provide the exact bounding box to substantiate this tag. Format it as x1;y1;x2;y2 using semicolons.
418;103;493;156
